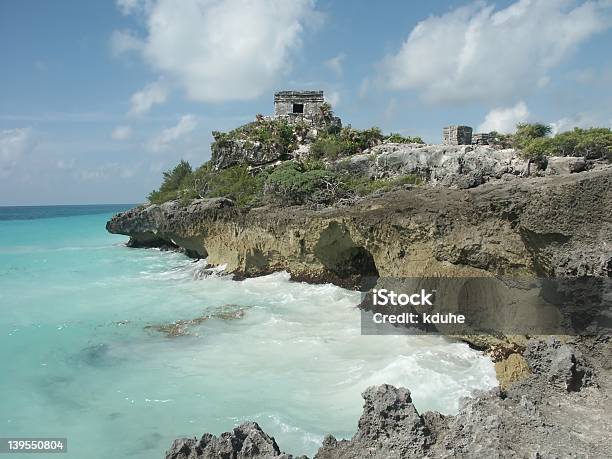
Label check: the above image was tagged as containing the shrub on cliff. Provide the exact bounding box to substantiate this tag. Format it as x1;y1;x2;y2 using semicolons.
340;126;384;151
264;161;342;205
148;160;193;204
212;118;297;152
549;127;612;159
310;127;385;160
521;137;554;162
310;136;357;160
518;127;612;161
385;133;425;144
485;131;514;149
184;163;267;207
512;123;552;150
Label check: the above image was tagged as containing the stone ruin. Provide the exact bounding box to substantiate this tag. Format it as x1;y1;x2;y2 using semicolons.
273;90;341;128
472;133;492;145
443;126;492;146
211;90;341;170
443;125;473;145
274;90;323;119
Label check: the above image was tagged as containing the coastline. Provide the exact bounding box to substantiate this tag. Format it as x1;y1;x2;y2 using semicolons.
107;164;612;458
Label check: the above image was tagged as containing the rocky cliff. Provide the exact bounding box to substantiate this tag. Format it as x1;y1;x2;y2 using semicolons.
336;144;531;189
107;163;612;458
107;164;612;283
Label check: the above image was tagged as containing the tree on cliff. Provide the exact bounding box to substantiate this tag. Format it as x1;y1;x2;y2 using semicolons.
148;160;193;204
512;123;552;150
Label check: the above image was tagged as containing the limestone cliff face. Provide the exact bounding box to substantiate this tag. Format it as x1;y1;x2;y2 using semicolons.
107;166;612;284
338;144;529;189
107;167;612;459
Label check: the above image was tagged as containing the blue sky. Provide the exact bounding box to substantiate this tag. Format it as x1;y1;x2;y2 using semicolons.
1;0;611;205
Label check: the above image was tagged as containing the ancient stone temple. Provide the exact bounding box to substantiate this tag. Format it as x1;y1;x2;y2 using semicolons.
272;90;341;129
274;90;324;119
443;125;473;145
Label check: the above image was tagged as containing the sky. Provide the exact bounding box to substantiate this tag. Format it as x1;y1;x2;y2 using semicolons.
1;0;612;205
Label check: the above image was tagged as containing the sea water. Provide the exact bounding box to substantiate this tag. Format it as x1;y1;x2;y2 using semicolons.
0;205;497;458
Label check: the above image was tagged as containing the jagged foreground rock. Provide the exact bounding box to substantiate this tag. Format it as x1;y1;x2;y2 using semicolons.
165;338;612;459
165;421;300;459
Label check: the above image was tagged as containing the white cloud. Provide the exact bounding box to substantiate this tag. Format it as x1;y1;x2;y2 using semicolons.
148;114;197;152
325;53;345;77
114;0;318;102
381;0;612;104
0;128;35;174
111;125;133;140
110;29;144;56
550;112;612;134
116;0;150;15
478;101;530;133
128;81;167;116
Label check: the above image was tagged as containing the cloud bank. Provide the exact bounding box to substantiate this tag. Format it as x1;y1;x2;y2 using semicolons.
115;0;318;102
148;114;197;152
381;0;611;104
128;80;167;116
478;101;530;133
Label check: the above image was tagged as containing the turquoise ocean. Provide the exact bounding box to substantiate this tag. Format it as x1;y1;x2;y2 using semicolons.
0;205;497;458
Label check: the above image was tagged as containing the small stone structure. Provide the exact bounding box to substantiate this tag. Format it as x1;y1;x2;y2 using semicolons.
472;133;492;145
443;125;473;145
273;90;341;129
274;90;324;119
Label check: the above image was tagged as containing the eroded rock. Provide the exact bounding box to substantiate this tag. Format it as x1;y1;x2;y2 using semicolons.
315;385;430;459
524;338;594;392
145;305;248;338
545;156;587;175
338;144;529;189
165;422;295;459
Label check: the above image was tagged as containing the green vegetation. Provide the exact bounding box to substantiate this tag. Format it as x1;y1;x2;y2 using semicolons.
149;157;423;207
309;126;386;160
309;136;357;160
264;160;422;205
547;127;612;159
385;133;425;144
191;164;268;207
212;118;297;152
512;122;552;150
511;124;612;161
148;161;267;207
485;131;513;149
147;160;193;204
521;137;554;162
308;127;425;161
264;161;341;205
149;117;611;209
